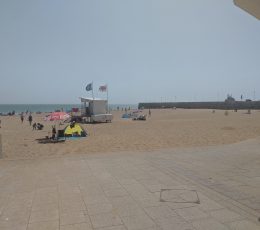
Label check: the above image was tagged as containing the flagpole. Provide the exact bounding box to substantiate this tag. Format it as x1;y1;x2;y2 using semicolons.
106;84;109;113
92;81;94;99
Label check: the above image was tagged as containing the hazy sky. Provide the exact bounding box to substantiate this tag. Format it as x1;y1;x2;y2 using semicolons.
0;0;259;104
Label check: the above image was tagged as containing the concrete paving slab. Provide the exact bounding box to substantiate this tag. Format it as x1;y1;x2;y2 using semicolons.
27;220;59;230
89;212;122;229
95;226;127;230
87;202;114;215
144;205;178;220
228;219;260;230
121;214;156;230
175;206;209;221
192;218;230;230
29;209;59;223
209;208;243;223
59;222;93;230
59;210;89;226
153;216;189;229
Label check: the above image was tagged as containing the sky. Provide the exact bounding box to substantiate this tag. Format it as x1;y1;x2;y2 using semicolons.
0;0;259;104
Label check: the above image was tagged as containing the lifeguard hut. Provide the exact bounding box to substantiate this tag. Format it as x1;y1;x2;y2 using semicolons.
80;97;113;123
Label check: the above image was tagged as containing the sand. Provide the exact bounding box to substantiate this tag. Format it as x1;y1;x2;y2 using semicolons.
1;109;260;159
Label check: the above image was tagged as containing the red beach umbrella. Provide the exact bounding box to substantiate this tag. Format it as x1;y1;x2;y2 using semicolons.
45;112;70;121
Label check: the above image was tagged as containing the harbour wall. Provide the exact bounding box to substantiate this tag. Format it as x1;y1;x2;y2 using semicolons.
138;101;260;110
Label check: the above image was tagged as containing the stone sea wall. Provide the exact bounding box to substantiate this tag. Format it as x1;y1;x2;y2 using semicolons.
138;101;260;110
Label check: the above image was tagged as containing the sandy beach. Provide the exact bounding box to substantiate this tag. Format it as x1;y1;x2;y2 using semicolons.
1;109;260;159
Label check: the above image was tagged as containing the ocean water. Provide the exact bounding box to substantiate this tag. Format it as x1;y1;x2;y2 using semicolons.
0;104;138;114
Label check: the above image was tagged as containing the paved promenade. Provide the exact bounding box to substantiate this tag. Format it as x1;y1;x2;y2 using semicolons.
0;139;260;230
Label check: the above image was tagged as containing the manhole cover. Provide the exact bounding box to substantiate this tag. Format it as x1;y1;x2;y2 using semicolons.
160;188;200;204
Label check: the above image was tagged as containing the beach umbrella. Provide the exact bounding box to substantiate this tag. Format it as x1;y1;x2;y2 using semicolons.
44;112;70;121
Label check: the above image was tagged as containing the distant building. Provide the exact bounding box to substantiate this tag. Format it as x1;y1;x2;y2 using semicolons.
225;94;235;103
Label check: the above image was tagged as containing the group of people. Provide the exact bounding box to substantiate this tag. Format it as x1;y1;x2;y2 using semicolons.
32;123;44;130
19;112;58;140
20;113;33;125
20;113;45;131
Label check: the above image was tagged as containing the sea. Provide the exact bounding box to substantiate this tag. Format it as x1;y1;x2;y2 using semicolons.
0;104;138;114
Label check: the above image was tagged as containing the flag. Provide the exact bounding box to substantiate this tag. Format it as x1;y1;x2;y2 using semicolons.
86;83;92;91
99;85;107;92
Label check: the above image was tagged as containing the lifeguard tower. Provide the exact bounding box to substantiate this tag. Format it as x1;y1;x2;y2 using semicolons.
80;97;113;123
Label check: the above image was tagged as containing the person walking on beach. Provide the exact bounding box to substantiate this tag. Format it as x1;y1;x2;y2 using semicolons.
28;114;33;126
20;113;24;123
51;126;56;140
148;109;151;117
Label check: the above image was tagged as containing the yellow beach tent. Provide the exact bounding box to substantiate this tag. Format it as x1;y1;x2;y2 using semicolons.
64;123;87;137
